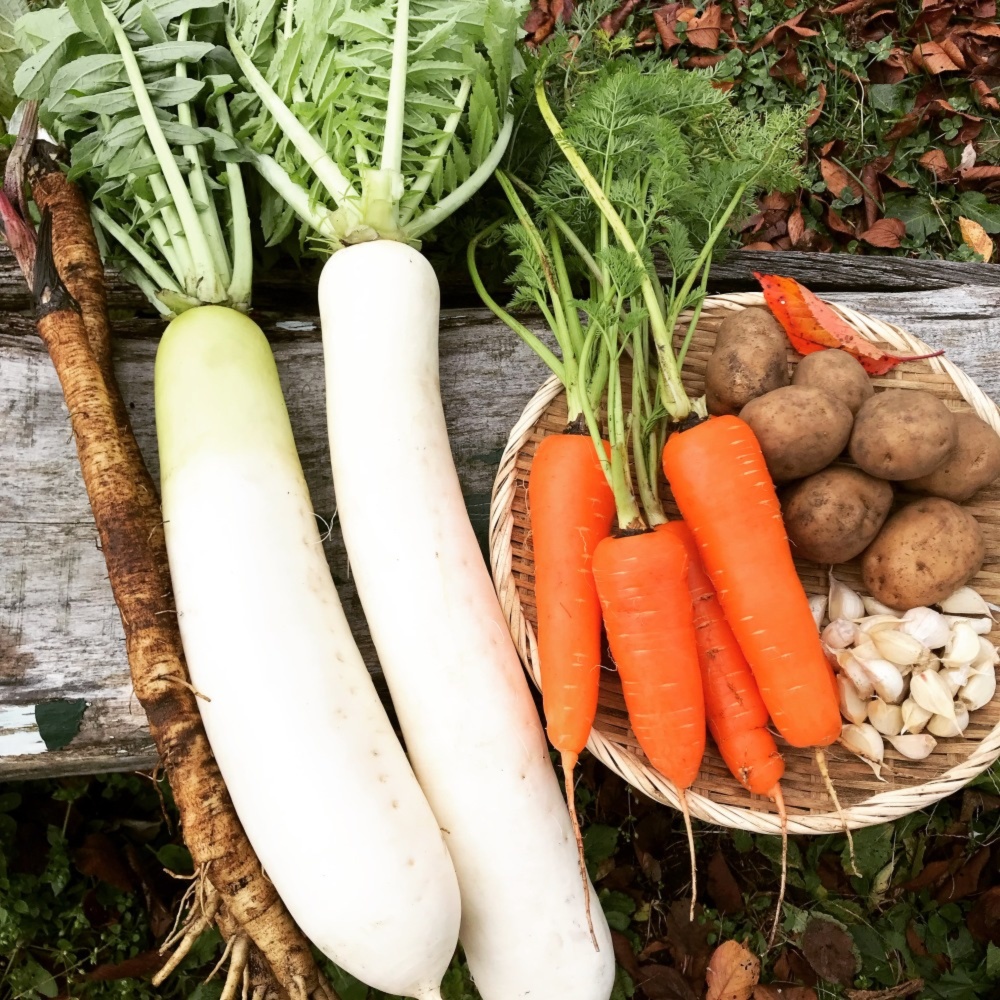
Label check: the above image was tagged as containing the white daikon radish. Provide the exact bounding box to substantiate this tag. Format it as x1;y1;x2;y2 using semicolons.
157;307;461;999
321;243;615;1000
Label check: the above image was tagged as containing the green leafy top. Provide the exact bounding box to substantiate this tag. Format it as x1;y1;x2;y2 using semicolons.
13;0;252;314
472;45;803;528
0;0;28;120
226;0;526;248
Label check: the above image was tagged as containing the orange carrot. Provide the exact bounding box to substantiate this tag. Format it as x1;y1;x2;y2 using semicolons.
529;430;616;947
661;415;841;750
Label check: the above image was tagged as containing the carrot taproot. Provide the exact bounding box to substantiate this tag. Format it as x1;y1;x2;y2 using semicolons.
661;415;841;750
529;430;616;949
658;519;789;944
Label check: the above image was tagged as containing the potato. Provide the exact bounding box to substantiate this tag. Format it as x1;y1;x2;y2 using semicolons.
739;385;854;482
792;349;874;415
849;389;956;481
782;466;894;564
705;307;789;415
861;497;985;610
903;410;1000;502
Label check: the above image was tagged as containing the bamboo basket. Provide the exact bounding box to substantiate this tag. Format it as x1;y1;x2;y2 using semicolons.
488;292;1000;835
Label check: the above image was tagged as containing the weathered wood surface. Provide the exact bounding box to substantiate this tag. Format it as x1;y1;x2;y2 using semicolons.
2;249;1000;779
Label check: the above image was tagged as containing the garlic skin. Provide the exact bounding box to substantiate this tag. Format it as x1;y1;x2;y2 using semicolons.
886;734;937;760
835;650;876;700
960;668;996;712
973;637;1000;671
864;596;898;616
829;572;865;622
942;615;993;636
939;586;993;617
928;704;969;738
823;619;859;650
871;629;925;667
838;674;869;725
858;615;905;635
900;607;951;650
910;670;956;719
867;698;904;736
840;723;885;777
942;623;981;669
942;665;972;696
809;594;829;630
901;698;932;734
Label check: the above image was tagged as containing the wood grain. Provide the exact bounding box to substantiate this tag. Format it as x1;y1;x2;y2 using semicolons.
2;241;1000;778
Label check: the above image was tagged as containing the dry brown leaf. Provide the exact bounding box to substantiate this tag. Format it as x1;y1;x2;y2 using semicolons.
640;965;701;1000
972;80;1000;112
912;41;961;73
826;207;856;236
707;849;744;915
819;159;863;199
960;165;1000;181
601;0;643;37
686;3;722;47
958;216;995;261
751;11;819;51
918;148;952;178
806;81;827;126
968;885;1000;945
859;217;906;248
705;940;760;1000
800;919;860;986
861;162;882;229
844;981;925;1000
742;241;777;250
653;3;686;48
755;987;819;1000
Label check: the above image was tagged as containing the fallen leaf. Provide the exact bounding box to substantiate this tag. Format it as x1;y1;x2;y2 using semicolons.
806;82;827;127
972;80;1000;111
958;217;995;262
665;901;714;985
85;950;166;982
826;207;856;236
871;47;912;84
752;11;819;50
787;207;807;247
686;52;727;68
73;833;135;893
686;3;722;48
918;149;952;179
800;919;859;986
960;165;1000;182
613;929;643;982
524;0;575;45
861;163;882;229
968;885;1000;945
601;0;644;37
653;3;686;48
640;965;700;1000
912;41;961;73
829;0;876;13
819;159;863;200
705;940;760;1000
773;947;819;986
742;241;777;250
960;789;1000;820
859;217;906;247
936;844;992;901
844;981;925;1000
901;858;954;892
755;272;944;375
755;987;818;1000
769;46;807;88
707;849;743;915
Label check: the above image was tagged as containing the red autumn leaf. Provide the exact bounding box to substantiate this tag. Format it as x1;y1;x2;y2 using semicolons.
806;81;827;126
919;148;952;178
859;217;906;248
912;41;961;73
819;159;863;200
686;3;722;48
755;273;945;375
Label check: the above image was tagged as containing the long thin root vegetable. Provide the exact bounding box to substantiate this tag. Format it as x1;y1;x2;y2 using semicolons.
662;416;842;749
529;431;616;946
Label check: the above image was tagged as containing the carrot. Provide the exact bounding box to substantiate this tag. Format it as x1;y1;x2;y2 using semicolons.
661;415;841;750
529;429;616;948
658;519;789;944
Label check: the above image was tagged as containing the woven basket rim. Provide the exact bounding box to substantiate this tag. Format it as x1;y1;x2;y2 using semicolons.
488;290;1000;835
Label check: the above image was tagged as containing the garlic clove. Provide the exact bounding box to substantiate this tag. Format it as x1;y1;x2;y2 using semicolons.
959;668;996;712
942;614;993;636
973;637;1000;671
939;586;992;617
823;618;859;650
942;665;971;696
942;623;981;669
857;656;906;704
871;629;925;667
857;614;905;635
901;698;931;734
867;698;904;736
900;607;951;650
864;596;899;616
927;704;969;738
852;640;882;663
840;723;885;778
809;594;829;630
910;669;956;719
835;650;876;700
837;674;869;725
917;648;942;671
829;572;865;622
886;734;937;760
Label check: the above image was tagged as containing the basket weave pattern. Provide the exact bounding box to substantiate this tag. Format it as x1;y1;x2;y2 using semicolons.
489;292;1000;834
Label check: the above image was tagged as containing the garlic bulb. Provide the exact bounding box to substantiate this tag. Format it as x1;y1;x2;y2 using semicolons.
886;734;937;760
910;670;956;719
867;698;904;736
837;674;868;725
928;704;969;738
841;723;885;777
823;619;859;650
939;586;993;617
871;629;925;667
942;623;981;669
901;698;932;734
900;607;951;650
809;594;828;630
835;650;876;700
960;668;996;712
864;596;899;616
829;573;865;622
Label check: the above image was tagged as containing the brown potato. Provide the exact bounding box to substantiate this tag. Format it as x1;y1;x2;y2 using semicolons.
903;410;1000;502
861;497;985;610
782;466;894;564
792;349;874;415
705;307;789;416
849;389;956;481
739;385;854;482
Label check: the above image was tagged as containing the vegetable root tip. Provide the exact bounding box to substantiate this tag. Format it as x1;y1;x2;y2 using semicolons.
767;783;788;949
678;789;697;923
814;748;859;877
560;750;599;952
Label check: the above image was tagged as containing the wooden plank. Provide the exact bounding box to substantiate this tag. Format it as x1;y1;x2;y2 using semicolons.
2;267;1000;777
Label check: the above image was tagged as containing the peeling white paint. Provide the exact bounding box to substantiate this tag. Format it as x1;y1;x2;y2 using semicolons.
0;704;47;756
